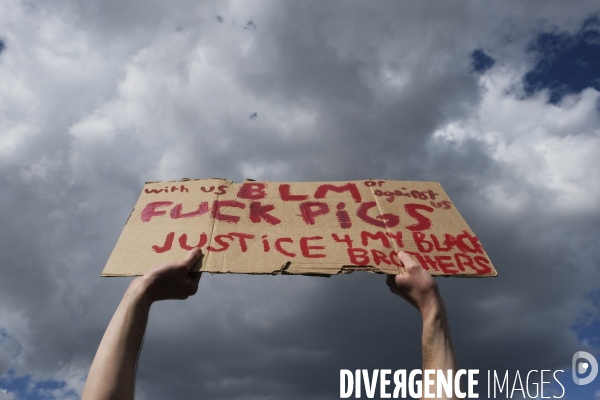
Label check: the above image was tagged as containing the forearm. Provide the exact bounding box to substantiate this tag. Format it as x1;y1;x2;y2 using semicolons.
420;296;458;399
386;252;460;399
421;299;457;372
82;280;152;400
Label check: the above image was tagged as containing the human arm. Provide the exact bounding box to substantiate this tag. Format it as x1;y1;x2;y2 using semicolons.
386;251;458;400
82;248;203;400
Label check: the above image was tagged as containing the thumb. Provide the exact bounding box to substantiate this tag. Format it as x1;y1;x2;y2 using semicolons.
181;248;203;272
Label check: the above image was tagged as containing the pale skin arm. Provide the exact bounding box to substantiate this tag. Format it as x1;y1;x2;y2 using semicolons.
82;248;203;400
386;251;458;400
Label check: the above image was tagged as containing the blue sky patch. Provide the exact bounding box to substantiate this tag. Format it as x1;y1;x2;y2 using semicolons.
524;17;600;104
571;289;600;349
0;372;77;400
471;49;495;74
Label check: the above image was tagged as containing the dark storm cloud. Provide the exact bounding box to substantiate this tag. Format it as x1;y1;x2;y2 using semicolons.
0;1;599;399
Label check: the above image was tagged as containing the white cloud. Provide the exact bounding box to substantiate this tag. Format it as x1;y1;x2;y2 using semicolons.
0;390;16;400
433;70;600;214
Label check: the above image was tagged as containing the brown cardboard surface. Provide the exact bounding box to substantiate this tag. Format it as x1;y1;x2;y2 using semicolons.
102;179;497;277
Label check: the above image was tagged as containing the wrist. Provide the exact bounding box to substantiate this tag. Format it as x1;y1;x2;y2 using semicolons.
126;277;156;309
418;290;445;322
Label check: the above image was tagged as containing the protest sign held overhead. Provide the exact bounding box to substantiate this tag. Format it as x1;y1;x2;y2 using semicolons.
102;179;497;277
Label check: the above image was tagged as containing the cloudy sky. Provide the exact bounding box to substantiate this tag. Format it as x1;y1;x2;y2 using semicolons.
1;0;600;399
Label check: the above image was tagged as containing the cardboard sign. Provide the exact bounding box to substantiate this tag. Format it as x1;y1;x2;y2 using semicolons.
102;179;497;277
